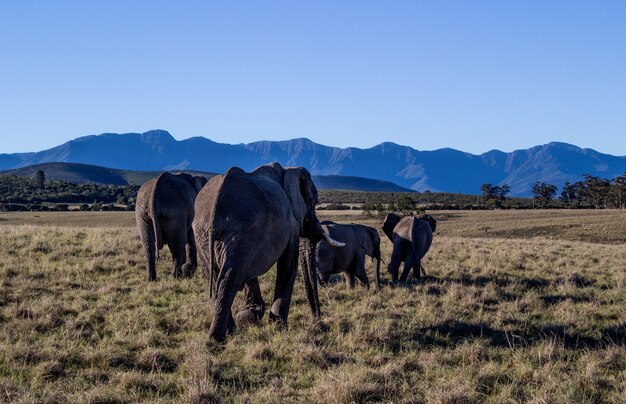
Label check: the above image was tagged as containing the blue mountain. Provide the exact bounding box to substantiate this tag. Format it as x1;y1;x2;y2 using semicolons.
1;130;625;196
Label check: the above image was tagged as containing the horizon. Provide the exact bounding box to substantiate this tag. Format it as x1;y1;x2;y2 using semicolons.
1;2;625;154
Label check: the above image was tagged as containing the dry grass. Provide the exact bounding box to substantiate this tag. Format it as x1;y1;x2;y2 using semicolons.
1;210;626;402
431;209;626;244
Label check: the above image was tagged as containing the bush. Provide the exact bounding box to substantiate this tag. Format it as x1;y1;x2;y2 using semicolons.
91;204;102;212
79;204;89;211
0;203;27;212
324;203;351;210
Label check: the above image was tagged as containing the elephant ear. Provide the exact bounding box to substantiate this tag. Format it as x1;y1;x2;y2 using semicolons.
382;213;401;242
423;214;437;233
283;168;310;231
193;176;208;193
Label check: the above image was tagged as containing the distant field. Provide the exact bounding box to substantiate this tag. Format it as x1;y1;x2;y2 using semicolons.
1;210;625;401
0;211;135;228
2;209;626;243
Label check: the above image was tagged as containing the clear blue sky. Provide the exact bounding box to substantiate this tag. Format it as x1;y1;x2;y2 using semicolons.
1;1;625;154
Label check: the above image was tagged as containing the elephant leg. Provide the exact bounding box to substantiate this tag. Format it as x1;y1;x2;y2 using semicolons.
399;260;413;283
354;255;369;289
318;270;331;286
316;253;331;287
209;267;240;342
138;218;157;281
235;277;266;327
413;260;422;279
182;228;197;278
389;245;403;283
342;271;356;289
269;240;298;323
169;241;186;279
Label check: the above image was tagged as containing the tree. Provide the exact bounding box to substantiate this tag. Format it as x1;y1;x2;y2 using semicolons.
582;174;610;209
34;170;46;189
480;183;510;208
532;181;557;208
560;182;578;208
480;183;493;200
397;195;416;214
609;173;626;209
494;185;510;208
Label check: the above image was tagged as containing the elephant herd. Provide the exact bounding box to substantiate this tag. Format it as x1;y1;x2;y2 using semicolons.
135;163;436;342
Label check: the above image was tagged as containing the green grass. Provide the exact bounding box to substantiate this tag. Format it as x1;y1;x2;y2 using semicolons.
1;211;626;402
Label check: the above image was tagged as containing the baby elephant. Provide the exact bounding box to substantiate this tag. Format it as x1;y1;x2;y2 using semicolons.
382;213;437;283
316;221;382;289
136;172;208;281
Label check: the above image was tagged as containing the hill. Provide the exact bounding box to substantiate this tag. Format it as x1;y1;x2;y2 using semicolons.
1;130;625;195
0;162;411;192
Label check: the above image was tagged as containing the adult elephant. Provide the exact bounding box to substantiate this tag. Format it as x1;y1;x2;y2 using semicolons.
316;221;382;289
135;172;208;281
193;162;344;342
382;213;437;283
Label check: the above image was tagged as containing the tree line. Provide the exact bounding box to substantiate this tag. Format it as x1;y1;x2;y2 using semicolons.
321;172;626;214
2;170;626;213
476;172;626;209
0;171;139;211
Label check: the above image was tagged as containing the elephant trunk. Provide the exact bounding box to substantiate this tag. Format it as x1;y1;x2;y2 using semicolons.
307;215;345;247
300;238;320;320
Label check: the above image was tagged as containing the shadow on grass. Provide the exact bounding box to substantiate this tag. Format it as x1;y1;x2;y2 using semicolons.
540;294;594;305
413;321;626;349
448;274;551;290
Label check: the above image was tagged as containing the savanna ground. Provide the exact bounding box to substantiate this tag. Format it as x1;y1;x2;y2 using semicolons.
1;209;625;402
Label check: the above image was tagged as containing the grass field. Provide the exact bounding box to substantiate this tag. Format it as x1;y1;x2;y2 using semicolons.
1;210;625;402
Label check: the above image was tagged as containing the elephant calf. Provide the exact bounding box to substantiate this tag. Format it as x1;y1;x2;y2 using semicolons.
382;213;437;283
135;172;208;281
316;221;382;289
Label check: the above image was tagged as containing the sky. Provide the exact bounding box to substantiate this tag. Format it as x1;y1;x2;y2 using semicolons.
1;1;625;155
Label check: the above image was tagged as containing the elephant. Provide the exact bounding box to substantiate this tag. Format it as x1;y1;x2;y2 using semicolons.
193;162;344;342
316;221;382;289
382;213;437;283
135;172;208;281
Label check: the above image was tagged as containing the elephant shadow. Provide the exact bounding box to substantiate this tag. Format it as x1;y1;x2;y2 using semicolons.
398;274;625;350
412;321;626;350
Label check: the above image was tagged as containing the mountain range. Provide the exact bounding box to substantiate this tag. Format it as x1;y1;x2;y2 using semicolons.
1;129;625;196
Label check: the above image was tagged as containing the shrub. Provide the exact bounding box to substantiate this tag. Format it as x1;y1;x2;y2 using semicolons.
325;203;351;210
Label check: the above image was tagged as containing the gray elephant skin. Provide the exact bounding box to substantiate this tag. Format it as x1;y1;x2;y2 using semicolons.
193;162;344;342
135;172;208;281
382;213;437;283
316;221;382;289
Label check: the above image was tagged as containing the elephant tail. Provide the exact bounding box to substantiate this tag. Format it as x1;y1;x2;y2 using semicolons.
150;173;166;262
207;228;217;299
